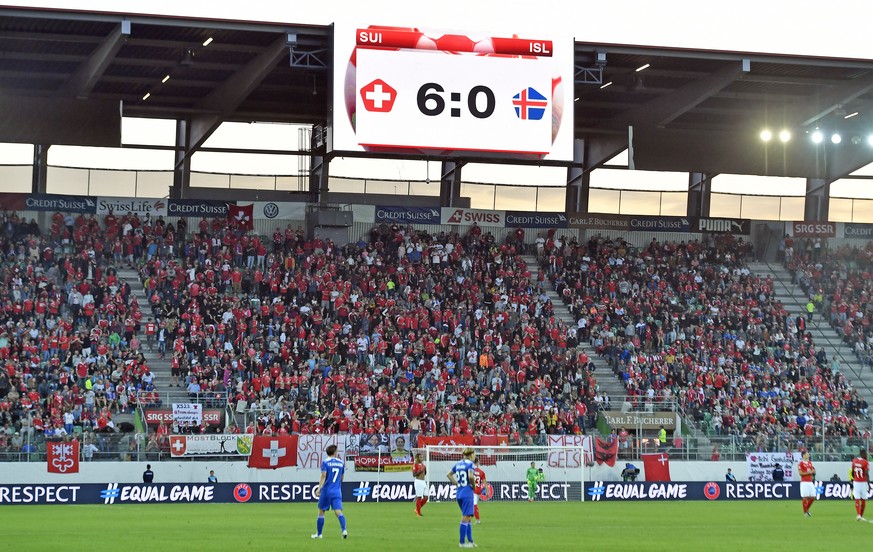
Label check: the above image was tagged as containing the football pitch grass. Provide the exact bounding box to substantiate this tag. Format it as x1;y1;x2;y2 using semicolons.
5;500;872;551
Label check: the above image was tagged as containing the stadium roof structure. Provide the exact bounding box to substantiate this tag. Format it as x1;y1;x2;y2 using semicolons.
2;6;873;213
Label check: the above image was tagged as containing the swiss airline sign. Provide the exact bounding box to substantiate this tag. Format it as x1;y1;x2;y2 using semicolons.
440;208;505;226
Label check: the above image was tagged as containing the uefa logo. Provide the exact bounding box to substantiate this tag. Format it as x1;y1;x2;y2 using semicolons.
703;482;720;500
263;202;279;218
233;483;253;503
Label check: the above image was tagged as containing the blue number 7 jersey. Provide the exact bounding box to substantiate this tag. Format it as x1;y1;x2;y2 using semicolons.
452;459;475;498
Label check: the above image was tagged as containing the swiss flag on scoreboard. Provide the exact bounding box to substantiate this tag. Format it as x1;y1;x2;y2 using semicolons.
642;453;672;482
47;440;80;474
228;203;254;231
248;435;298;469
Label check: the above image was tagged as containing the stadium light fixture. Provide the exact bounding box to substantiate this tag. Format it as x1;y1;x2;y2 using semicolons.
142;92;151;101
811;130;824;144
161;75;170;84
202;37;213;46
600;81;613;89
635;63;650;72
759;129;772;142
844;111;859;119
868;135;873;146
831;133;842;144
778;130;791;143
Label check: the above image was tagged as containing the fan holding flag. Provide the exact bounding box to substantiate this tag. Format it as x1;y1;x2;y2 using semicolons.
227;203;254;231
642;453;672;482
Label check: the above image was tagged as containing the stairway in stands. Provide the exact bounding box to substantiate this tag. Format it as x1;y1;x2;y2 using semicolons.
747;261;873;427
117;269;190;407
521;254;713;453
520;254;627;402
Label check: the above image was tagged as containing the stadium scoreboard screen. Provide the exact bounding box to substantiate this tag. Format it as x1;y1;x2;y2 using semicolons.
332;24;574;161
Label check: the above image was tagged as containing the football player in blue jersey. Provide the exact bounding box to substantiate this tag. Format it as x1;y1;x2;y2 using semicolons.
447;447;477;548
311;444;348;540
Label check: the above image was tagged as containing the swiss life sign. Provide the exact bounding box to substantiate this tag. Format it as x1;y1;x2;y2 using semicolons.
332;24;574;161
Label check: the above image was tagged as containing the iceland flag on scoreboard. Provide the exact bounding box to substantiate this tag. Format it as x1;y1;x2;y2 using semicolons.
513;87;548;121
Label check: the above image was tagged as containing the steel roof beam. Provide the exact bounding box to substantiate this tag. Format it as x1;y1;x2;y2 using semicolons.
183;34;288;156
790;71;873;127
56;22;129;99
0;8;327;35
826;144;873;184
604;61;746;129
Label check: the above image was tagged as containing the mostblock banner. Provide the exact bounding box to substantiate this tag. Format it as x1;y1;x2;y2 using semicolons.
168;434;253;457
26;194;96;213
374;206;441;225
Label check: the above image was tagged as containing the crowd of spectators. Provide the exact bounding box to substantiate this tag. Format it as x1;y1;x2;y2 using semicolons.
0;210;161;456
542;231;870;455
784;236;873;370
137;216;603;446
3;204;871;461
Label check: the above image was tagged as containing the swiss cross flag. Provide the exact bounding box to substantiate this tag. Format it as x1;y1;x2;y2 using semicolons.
228;203;254;230
642;453;672;481
248;435;298;469
169;435;187;457
47;440;80;474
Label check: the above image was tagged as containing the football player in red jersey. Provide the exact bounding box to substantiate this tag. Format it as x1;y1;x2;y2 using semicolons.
412;453;428;517
797;451;816;517
851;449;870;521
473;460;487;524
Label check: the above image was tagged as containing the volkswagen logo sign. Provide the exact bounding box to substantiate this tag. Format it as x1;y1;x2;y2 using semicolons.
263;202;279;218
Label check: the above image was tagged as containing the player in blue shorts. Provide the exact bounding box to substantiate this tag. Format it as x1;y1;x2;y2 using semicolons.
311;444;348;540
447;447;477;548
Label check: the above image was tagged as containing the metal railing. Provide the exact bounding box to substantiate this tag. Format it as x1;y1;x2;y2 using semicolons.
2;428;866;464
139;390;229;409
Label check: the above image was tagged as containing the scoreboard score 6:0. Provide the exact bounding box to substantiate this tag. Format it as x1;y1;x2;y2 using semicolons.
417;83;496;119
340;26;574;161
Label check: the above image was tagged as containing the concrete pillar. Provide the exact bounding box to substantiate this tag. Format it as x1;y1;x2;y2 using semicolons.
171;119;191;199
439;161;462;207
804;178;829;221
565;139;587;213
687;172;710;218
32;144;49;194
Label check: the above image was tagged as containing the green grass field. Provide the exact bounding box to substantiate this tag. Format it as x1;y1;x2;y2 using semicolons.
4;500;872;551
